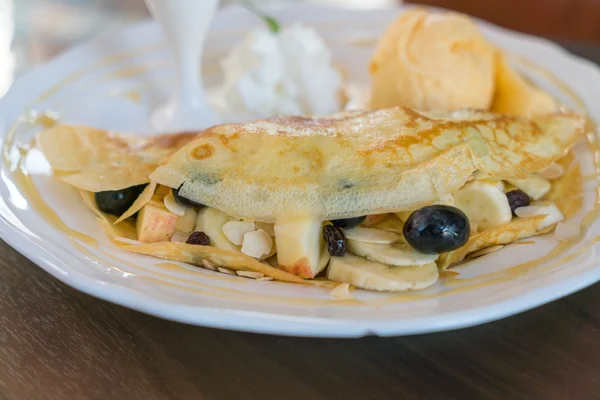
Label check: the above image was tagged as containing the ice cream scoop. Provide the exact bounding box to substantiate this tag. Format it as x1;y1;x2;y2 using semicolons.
370;9;496;112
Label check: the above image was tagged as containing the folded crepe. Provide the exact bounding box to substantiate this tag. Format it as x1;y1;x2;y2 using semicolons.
150;108;582;222
37;125;197;192
37;108;584;291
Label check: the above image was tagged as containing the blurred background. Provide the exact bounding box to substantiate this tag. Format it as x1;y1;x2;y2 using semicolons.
2;0;600;98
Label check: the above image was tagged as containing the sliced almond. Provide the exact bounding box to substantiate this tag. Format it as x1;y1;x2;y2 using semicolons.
163;192;187;216
241;229;273;258
515;202;564;229
555;221;580;242
330;283;354;300
221;220;255;246
236;270;265;279
217;267;236;275
257;277;274;281
540;163;565;180
508;175;551;200
202;259;217;271
344;226;400;244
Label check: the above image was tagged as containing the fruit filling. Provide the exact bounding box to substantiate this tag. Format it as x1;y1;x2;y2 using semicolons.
92;167;567;292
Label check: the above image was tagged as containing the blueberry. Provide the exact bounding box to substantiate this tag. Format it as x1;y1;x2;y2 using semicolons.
403;205;470;254
330;216;366;229
173;183;205;208
95;184;146;216
506;190;530;215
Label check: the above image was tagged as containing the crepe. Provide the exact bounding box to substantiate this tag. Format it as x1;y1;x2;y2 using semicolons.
36;108;584;291
37;125;197;192
491;53;556;117
437;214;548;269
150;108;583;222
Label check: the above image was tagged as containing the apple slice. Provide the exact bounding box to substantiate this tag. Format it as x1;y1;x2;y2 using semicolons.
136;201;178;243
195;207;239;251
274;216;323;278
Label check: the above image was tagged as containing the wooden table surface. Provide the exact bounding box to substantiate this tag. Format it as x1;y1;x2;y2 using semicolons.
3;234;600;400
3;11;600;400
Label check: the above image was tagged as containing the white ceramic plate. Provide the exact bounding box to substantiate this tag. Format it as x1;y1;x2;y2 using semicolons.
2;4;600;337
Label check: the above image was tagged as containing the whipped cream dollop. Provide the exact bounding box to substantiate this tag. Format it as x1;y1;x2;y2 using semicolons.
220;24;344;119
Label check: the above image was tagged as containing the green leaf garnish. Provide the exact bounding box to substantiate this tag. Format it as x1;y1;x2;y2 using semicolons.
264;16;281;34
240;0;281;34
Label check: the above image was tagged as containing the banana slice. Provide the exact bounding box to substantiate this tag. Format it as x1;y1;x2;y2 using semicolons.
175;207;197;233
347;240;438;266
327;254;439;292
452;181;512;231
195;207;239;251
344;227;400;244
514;201;564;230
507;175;551;200
539;163;565;180
317;244;331;274
371;214;404;235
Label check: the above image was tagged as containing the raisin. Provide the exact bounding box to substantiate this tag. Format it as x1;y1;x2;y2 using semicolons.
186;231;210;245
506;190;530;215
323;225;347;257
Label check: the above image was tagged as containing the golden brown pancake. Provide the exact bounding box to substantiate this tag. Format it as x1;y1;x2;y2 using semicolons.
150;108;583;222
37;125;197;192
